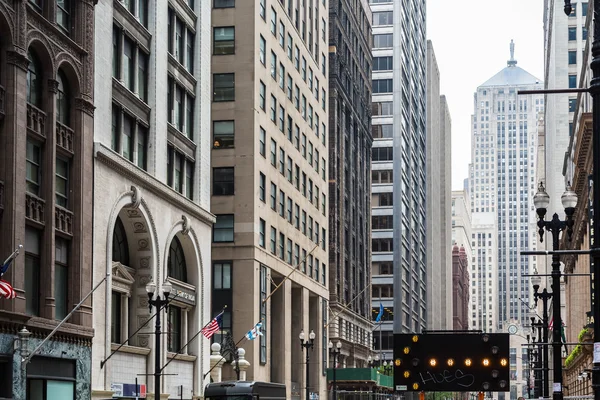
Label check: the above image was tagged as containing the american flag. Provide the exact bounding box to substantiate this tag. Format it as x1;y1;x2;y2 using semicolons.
0;279;16;299
201;312;224;339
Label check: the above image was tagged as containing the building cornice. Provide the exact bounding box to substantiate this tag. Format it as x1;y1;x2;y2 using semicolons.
94;142;215;226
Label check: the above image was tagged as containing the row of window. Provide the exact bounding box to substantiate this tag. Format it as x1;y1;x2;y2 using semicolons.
112;25;149;102
258;219;327;285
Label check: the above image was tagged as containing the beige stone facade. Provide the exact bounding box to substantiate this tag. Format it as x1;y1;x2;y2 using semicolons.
211;0;329;399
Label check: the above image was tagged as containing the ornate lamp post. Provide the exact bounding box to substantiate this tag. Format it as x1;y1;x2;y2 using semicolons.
382;360;393;376
533;182;577;400
329;340;342;400
531;314;546;398
146;279;172;399
300;329;316;400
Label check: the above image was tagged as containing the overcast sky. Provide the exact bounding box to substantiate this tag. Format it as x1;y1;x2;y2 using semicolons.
426;0;545;190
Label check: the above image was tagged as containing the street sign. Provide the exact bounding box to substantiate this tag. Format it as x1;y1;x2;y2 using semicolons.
393;332;510;392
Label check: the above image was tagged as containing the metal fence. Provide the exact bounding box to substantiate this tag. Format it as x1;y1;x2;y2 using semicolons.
564;396;594;400
332;390;398;400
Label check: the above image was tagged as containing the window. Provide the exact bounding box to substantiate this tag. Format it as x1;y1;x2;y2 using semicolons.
569;98;577;112
279;21;285;48
294;46;300;70
168;306;182;352
279;148;285;174
582;2;588;16
271;8;277;35
286;239;292;264
568;27;577;41
214;215;234;242
55;158;69;208
111;291;122;343
55;237;69;320
112;217;130;266
373;79;393;94
26;140;42;196
259;35;266;65
568;51;577;65
287;75;293;100
373;56;393;71
372;124;394;139
57;0;71;33
168;236;187;283
137;126;148;171
271;51;277;79
373;11;393;25
213;121;234;149
167;145;194;199
138;52;148;102
25;227;41;316
270;139;277;166
214;27;235;54
270;227;277;254
27;50;43;108
259;173;266;202
287;34;293;59
373;33;393;49
278;233;285;259
212;261;232;343
56;71;70;126
278;106;285;131
279;190;285;217
270;183;277;210
372;101;393;116
568;74;577;88
259;81;266;110
123;35;135;91
259;219;266;248
213;73;235;101
270;95;277;122
259;265;268;364
259;127;266;157
301;57;307;80
213;167;234;195
168;77;194;137
287;197;293;222
279;64;285;90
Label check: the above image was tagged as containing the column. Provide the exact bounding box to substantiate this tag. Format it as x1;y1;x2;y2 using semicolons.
291;286;303;398
122;293;129;340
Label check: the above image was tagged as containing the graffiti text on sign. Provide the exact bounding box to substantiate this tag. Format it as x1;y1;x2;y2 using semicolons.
419;369;475;388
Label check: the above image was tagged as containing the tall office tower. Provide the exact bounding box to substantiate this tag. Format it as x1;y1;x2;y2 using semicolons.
0;1;96;398
91;0;214;398
210;1;329;399
469;42;543;333
425;41;452;330
370;0;427;361
327;0;373;367
452;188;473;331
543;0;588;218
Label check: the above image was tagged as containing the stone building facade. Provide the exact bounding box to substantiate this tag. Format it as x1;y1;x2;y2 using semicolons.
90;0;214;399
0;0;96;398
451;245;469;331
327;0;373;368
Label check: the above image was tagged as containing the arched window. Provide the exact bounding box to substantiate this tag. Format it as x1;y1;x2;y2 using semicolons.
27;50;42;108
56;70;70;125
112;217;130;265
168;236;187;282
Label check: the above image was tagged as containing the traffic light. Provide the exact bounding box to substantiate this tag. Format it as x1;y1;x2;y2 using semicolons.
393;332;510;392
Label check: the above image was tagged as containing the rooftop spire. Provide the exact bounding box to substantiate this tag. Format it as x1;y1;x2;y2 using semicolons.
508;39;517;67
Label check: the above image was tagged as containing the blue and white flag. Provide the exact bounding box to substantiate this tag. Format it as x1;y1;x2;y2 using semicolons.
375;303;384;322
1;245;22;277
246;322;263;340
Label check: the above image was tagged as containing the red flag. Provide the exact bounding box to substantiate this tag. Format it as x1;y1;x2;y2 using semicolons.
201;312;224;339
0;279;16;299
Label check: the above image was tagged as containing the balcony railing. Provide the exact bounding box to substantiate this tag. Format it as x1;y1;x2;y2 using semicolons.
55;206;73;236
25;193;45;225
0;84;5;119
27;103;46;138
56;121;74;153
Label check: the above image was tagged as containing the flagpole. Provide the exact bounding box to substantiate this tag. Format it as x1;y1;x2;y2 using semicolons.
159;306;227;373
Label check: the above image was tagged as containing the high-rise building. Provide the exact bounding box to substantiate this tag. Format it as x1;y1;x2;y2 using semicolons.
425;41;452;330
469;42;543;333
0;1;96;398
91;0;214;398
327;0;373;367
210;0;329;398
451;188;472;330
370;0;427;361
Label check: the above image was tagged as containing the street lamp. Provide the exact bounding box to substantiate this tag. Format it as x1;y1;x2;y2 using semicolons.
382;360;392;376
329;340;342;400
533;181;577;400
530;311;546;398
531;272;551;399
146;279;172;399
300;329;316;400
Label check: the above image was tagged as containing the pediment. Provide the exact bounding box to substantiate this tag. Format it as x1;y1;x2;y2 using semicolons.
112;261;135;286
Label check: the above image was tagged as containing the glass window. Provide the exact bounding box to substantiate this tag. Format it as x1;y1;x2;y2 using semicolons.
111;292;122;343
568;27;577;41
259;80;266;110
112;217;130;265
186;30;194;72
568;74;577;89
373;79;393;94
568;51;577;65
55;158;69;208
213;73;235;101
123;36;135;91
27;50;43;108
213;120;234;149
57;0;71;33
373;56;393;71
214;215;234;242
259;219;266;247
259;173;266;202
138;51;148;102
26;140;42;196
55;237;69;320
56;71;70;126
214;27;235;55
214;0;234;7
373;33;393;49
168;236;187;282
259;35;266;65
213;167;235;195
25;227;41;316
259;127;266;157
372;11;393;25
168;306;182;352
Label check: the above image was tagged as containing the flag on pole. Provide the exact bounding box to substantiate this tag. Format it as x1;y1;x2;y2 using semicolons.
1;245;22;277
246;322;263;340
0;279;16;299
375;303;384;322
201;312;224;339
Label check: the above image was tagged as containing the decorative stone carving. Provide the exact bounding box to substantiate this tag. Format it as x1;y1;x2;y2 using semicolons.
25;193;45;224
56;121;74;153
139;256;150;268
137;239;149;250
27;103;46;138
6;50;29;71
47;79;59;94
126;209;141;218
74;97;95;116
138;274;151;285
130;186;141;209
133;222;146;233
181;215;190;236
112;262;135;296
138;334;149;348
55;206;73;235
